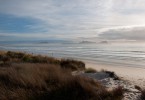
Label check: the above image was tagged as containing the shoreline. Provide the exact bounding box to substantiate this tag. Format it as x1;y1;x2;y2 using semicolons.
85;61;145;77
85;61;145;88
1;49;145;77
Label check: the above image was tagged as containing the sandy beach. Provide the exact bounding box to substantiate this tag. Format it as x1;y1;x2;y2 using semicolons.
86;61;145;89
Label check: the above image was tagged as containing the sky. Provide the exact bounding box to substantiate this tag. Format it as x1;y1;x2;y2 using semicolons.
0;0;145;41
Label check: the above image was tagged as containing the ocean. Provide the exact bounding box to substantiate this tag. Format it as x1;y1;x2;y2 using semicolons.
0;40;145;68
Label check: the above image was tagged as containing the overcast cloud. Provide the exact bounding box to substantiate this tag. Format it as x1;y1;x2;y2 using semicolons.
0;0;145;41
99;26;145;40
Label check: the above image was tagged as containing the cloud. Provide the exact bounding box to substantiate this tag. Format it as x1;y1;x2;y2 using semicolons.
98;26;145;41
0;0;145;40
0;0;111;35
111;0;145;15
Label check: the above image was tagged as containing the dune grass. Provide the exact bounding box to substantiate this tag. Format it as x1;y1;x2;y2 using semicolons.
0;51;85;70
0;51;124;100
0;63;124;100
60;59;85;71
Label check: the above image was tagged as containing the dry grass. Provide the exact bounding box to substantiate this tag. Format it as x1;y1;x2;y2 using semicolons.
60;59;85;71
0;51;85;70
0;51;124;100
0;50;6;54
0;63;123;100
0;63;71;99
6;51;60;64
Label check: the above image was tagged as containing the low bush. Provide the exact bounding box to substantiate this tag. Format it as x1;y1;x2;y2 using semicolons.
60;59;85;71
6;51;25;59
22;55;33;62
85;68;97;73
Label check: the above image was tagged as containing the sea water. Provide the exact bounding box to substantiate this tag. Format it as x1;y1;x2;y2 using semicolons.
1;40;145;68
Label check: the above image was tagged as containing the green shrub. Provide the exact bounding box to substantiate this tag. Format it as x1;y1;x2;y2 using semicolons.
22;55;33;62
85;68;97;73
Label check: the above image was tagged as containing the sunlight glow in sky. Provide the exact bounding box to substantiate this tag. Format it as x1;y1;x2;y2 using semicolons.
0;0;145;41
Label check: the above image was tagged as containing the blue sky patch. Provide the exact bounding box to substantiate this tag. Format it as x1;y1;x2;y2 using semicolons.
0;13;42;33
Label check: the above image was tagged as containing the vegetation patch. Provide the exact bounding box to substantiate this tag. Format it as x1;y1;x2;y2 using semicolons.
0;51;124;100
60;59;85;71
85;68;97;73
